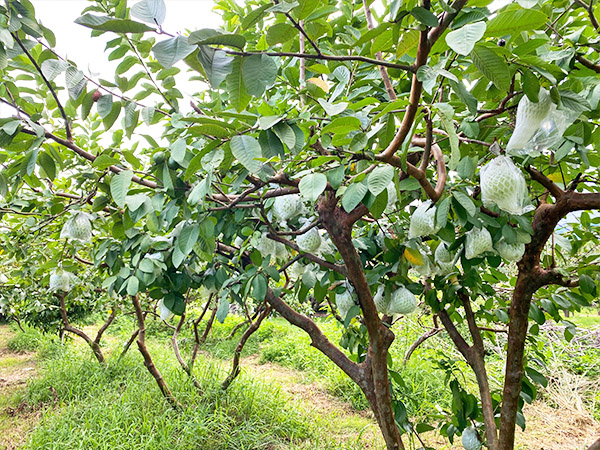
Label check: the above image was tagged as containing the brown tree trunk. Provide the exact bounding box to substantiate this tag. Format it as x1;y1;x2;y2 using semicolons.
317;196;405;450
131;295;182;409
222;303;271;389
56;292;108;364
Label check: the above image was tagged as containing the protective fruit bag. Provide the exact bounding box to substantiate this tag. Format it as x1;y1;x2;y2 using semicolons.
495;238;525;262
388;286;418;315
465;227;493;259
336;291;355;319
49;268;71;292
408;201;438;239
506;88;579;156
296;227;321;252
272;194;301;227
60;212;93;243
480;155;532;215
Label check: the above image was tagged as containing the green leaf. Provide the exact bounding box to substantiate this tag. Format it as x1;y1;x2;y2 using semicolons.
485;9;547;37
216;296;229;323
131;0;166;25
242;54;278;97
299;173;327;201
41;59;68;81
177;223;200;256
96;95;113;118
322;116;362;135
252;274;268;301
522;70;540;102
317;99;348;116
230;135;262;173
188;31;246;49
396;29;420;57
92;154;120;169
342;182;368;213
126;276;139;296
197;46;233;88
579;274;596;295
272;122;296;149
65;67;86;100
226;57;251;112
241;3;270;29
453;191;476;217
110;170;133;208
471;44;511;91
445;22;486;55
294;0;320;20
411;7;439;27
266;23;296;46
367;166;394;196
74;14;155;33
152;36;196;68
436;196;451;228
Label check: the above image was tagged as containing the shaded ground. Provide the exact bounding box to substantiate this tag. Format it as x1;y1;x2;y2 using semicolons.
0;325;41;450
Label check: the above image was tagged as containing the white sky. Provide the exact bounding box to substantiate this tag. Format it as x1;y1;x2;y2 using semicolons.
32;0;219;75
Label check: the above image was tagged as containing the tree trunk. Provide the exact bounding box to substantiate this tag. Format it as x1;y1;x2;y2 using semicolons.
222;304;271;389
131;295;182;409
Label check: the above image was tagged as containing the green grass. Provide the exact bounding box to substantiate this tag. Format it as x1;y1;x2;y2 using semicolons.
569;308;600;328
6;325;45;353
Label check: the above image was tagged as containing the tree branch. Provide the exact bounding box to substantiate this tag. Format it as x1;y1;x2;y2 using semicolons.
526;166;564;198
12;33;72;141
221;49;414;72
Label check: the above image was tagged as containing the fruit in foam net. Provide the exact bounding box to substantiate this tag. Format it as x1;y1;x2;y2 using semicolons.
408;201;438;239
373;285;390;315
465;227;493;260
273;195;301;226
495;238;525;262
158;299;173;321
49;269;71;292
336;291;355;319
388;286;418;315
60;212;92;243
296;227;321;252
506;88;552;152
480;155;531;215
461;427;481;450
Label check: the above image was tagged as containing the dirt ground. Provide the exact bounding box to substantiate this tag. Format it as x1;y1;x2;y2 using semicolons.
0;325;41;450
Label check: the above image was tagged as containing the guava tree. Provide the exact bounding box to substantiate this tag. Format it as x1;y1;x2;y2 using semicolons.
1;0;600;449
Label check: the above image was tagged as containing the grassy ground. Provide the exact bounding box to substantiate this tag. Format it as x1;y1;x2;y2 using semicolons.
1;305;599;450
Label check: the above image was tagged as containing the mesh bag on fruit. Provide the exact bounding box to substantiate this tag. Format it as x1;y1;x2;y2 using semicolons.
434;243;456;275
480;155;532;215
408;201;438;239
495;238;525;262
296;227;321;252
255;232;276;258
158;298;174;321
49;268;71;292
461;427;481;450
506;89;552;153
386;182;398;211
273;194;301;227
388;286;418;315
373;285;390;315
465;227;493;259
60;212;93;243
336;291;356;319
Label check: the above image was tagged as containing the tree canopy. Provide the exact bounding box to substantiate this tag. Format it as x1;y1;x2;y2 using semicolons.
0;0;600;449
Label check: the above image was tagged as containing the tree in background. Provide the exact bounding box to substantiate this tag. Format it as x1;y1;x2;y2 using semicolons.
0;0;599;449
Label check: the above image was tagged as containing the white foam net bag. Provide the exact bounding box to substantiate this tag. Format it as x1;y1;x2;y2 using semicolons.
158;298;174;321
495;238;525;262
336;291;355;319
480;155;532;215
49;269;71;292
506;88;552;153
373;285;390;315
60;212;93;243
296;227;321;252
388;286;418;315
465;227;493;259
408;201;438;239
273;195;301;227
461;427;481;450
